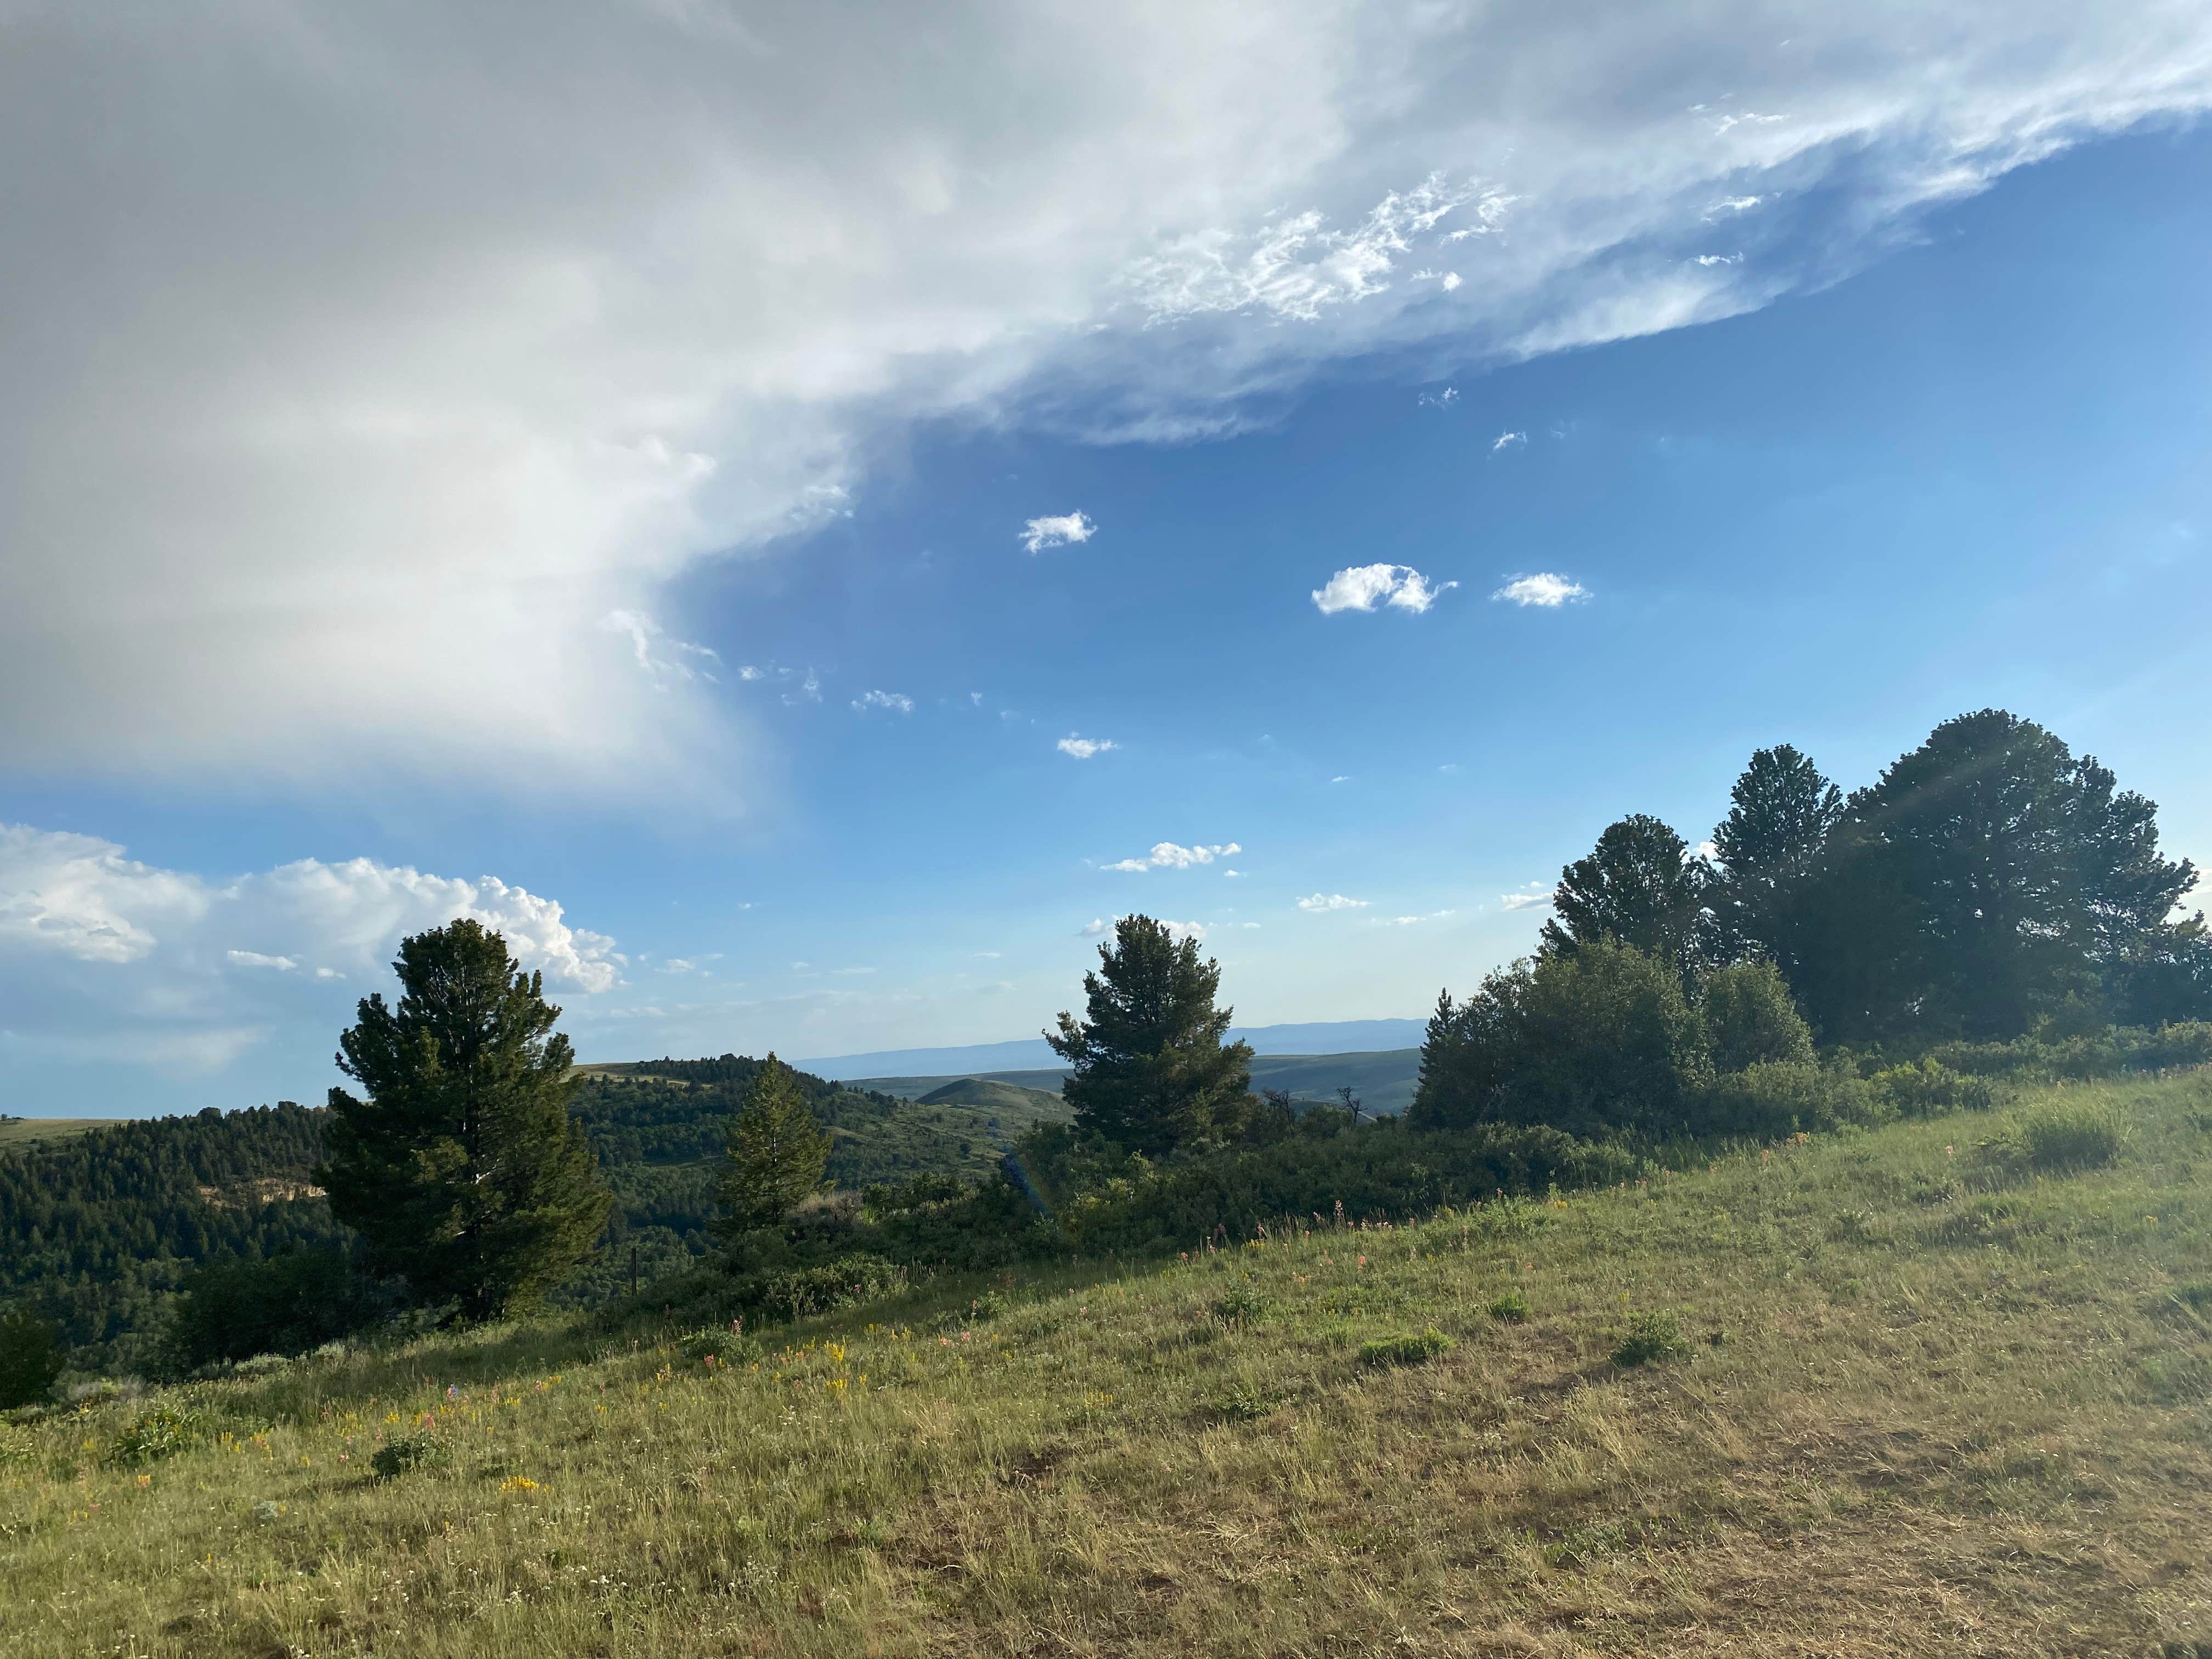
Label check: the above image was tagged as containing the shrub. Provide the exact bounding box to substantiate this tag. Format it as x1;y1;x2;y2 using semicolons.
109;1404;207;1468
1214;1283;1266;1325
1700;1061;1878;1138
1611;1310;1689;1368
1487;1289;1530;1323
1701;960;1815;1072
1359;1326;1454;1368
1211;1381;1282;1421
159;1249;394;1378
0;1422;38;1467
680;1327;765;1367
755;1254;904;1322
1869;1059;1999;1118
0;1307;64;1410
371;1433;451;1479
1980;1102;2126;1175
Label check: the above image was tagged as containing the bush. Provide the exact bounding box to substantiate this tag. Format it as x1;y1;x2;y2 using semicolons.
371;1432;451;1479
1979;1102;2126;1175
1412;943;1712;1137
755;1254;905;1322
1868;1059;1999;1118
1701;960;1815;1072
159;1248;395;1377
1611;1310;1689;1368
109;1404;207;1468
1044;1120;1641;1256
1359;1327;1454;1368
0;1307;64;1410
0;1421;37;1467
1700;1062;1879;1139
1486;1289;1530;1323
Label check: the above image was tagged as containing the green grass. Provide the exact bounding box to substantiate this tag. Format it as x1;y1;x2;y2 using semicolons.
6;1070;2212;1656
0;1116;122;1147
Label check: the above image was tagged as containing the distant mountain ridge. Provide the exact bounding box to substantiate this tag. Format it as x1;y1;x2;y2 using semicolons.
798;1018;1427;1081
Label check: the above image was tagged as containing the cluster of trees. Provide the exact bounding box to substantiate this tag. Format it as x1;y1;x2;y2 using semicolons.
1537;712;2208;1042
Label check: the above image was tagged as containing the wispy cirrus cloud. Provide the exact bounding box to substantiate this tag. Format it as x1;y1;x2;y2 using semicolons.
1311;564;1455;615
1491;430;1527;452
852;690;914;714
1020;512;1097;555
1493;573;1589;607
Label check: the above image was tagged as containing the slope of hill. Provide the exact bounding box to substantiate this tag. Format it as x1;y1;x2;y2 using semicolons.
0;1116;122;1148
856;1049;1424;1114
799;1017;1429;1079
912;1076;1070;1119
8;1069;2210;1656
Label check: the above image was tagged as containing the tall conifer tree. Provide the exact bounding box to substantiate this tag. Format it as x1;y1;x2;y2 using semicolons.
712;1055;833;1239
315;920;611;1322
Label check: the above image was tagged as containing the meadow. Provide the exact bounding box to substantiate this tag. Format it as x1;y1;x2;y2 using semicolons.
5;1069;2210;1657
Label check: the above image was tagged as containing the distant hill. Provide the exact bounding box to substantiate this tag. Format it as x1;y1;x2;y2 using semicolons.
914;1077;1070;1118
797;1017;1427;1080
854;1048;1423;1117
0;1116;122;1148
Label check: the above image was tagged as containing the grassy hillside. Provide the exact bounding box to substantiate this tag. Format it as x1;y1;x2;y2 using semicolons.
0;1116;123;1148
8;1069;2210;1656
914;1076;1071;1119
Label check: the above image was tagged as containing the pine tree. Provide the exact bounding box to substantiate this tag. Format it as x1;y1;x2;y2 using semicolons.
1539;814;1709;978
0;1306;64;1409
1708;744;1844;975
314;920;611;1322
712;1055;833;1239
1046;915;1255;1156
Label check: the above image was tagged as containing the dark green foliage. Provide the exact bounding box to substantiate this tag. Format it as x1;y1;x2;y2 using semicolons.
371;1432;450;1479
1802;712;2200;1043
0;1103;341;1372
1701;959;1815;1072
1866;1060;1999;1118
754;1254;905;1321
1708;745;1844;978
1359;1327;1453;1367
158;1248;393;1375
317;920;613;1322
713;1056;833;1240
1486;1289;1530;1323
109;1404;208;1467
1024;1117;1641;1255
1918;1023;2212;1084
1540;814;1709;978
1411;943;1711;1137
1047;916;1257;1156
1700;1062;1880;1139
1611;1309;1689;1367
0;1307;64;1408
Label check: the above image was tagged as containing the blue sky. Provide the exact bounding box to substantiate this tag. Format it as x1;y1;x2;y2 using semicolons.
2;4;2209;1115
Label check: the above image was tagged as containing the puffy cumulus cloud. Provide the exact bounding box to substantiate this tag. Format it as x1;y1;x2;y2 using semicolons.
1057;735;1119;759
1105;841;1242;872
1297;893;1368;912
1499;884;1553;911
4;3;2209;794
1311;564;1455;615
1020;512;1097;555
852;690;915;714
1493;573;1590;607
0;821;617;1080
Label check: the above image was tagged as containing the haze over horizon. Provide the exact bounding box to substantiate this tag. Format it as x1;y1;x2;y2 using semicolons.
3;3;2210;1118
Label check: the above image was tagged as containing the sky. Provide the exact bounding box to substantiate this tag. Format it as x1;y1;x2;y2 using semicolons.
3;2;2210;1116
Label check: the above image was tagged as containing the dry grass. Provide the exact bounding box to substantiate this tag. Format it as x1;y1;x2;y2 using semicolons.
5;1071;2212;1657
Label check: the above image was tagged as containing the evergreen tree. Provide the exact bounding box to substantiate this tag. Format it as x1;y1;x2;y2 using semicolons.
314;920;611;1322
712;1055;833;1239
0;1306;64;1409
1708;744;1844;978
1046;916;1255;1156
1540;814;1709;977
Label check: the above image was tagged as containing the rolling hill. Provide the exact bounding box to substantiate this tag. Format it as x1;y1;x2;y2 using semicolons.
855;1048;1424;1115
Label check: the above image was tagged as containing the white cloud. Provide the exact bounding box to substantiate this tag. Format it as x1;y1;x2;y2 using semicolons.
4;5;2209;795
1380;910;1455;926
1297;893;1368;912
1330;775;1350;784
1499;884;1553;911
852;690;914;714
1057;735;1119;759
1078;912;1207;943
1079;918;1108;937
1708;195;1765;215
1492;430;1528;452
600;609;720;689
1694;252;1743;267
1108;840;1242;872
1418;385;1460;408
1020;512;1097;555
226;950;300;971
1223;870;1243;878
1493;573;1590;607
1311;564;1456;615
0;821;617;1080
